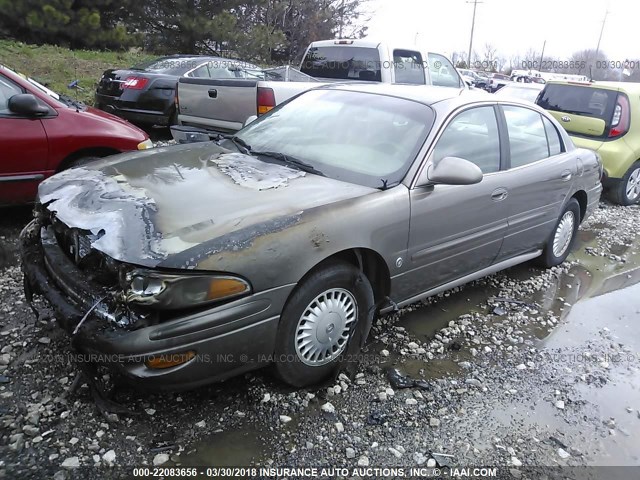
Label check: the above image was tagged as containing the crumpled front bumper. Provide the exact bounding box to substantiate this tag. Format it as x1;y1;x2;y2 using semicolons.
20;218;290;391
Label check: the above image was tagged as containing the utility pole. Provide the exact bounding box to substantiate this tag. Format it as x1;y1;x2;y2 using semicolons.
466;0;483;69
538;40;546;72
594;8;609;61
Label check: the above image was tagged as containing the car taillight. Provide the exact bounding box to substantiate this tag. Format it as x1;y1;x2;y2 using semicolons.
122;76;149;90
257;87;276;115
609;94;630;138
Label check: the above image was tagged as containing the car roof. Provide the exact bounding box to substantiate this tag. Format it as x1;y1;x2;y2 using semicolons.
147;54;256;65
325;83;489;106
309;38;384;49
546;79;640;94
500;83;544;90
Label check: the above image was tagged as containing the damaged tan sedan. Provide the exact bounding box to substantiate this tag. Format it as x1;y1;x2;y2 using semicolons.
21;84;602;390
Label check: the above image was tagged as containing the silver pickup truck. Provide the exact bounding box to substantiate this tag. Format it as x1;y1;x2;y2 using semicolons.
171;39;466;142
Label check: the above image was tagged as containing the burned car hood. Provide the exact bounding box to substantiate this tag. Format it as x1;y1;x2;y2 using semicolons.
37;142;376;269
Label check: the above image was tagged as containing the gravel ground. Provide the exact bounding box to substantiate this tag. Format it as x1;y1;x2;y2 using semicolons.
1;191;639;479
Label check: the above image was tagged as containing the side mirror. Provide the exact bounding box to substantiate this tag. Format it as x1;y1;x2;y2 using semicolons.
8;94;49;116
244;115;258;127
424;156;483;185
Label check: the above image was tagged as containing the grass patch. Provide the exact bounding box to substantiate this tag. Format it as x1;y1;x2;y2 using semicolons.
0;40;154;105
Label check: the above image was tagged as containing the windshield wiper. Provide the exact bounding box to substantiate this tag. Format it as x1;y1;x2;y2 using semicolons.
251;151;325;176
59;94;85;110
216;134;252;154
378;178;399;191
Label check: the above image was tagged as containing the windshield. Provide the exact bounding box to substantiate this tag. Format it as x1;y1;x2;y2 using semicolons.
235;89;434;188
300;46;382;81
26;77;60;100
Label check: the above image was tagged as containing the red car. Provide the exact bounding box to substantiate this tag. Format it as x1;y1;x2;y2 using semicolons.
0;65;152;205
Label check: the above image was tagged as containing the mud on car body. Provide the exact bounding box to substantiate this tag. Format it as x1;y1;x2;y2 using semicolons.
21;84;602;391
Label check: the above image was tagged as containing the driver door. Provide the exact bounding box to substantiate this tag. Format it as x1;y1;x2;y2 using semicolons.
394;105;510;298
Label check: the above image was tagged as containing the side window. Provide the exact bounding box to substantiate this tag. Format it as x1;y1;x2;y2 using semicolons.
503;106;550;167
209;66;236;79
0;75;23;114
543;117;563;155
189;64;210;78
432;106;501;174
427;53;463;88
393;49;426;85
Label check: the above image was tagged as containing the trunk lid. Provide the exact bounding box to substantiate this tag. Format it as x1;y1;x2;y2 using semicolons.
96;69;131;97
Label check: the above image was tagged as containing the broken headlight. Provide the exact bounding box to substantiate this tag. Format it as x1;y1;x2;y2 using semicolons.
123;270;251;309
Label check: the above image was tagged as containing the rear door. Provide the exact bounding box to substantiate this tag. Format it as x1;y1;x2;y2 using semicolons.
0;74;49;204
396;105;509;298
496;105;575;259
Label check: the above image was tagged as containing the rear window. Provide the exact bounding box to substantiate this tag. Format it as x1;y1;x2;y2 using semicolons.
537;84;617;123
300;46;382;82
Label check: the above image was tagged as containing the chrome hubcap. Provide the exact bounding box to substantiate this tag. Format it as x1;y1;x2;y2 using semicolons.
294;288;357;366
552;211;575;258
626;167;640;202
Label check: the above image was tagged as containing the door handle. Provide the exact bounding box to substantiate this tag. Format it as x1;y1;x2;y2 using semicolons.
208;89;218;98
561;170;572;181
491;188;508;201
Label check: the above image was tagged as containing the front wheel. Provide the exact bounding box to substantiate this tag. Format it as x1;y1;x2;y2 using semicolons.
607;161;640;206
274;262;374;387
538;198;581;268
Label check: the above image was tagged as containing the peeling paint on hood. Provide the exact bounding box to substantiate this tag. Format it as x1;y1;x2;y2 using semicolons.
208;152;306;190
36;142;377;269
39;167;165;262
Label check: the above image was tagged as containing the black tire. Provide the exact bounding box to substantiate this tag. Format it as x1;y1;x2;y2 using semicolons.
537;198;581;268
607;161;640;206
274;262;374;387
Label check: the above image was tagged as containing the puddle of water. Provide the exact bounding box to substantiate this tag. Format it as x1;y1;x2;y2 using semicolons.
397;264;537;343
178;425;267;467
541;281;640;466
575;229;598;247
387;357;462;380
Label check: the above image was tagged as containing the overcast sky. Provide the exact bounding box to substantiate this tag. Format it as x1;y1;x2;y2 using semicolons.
365;0;637;63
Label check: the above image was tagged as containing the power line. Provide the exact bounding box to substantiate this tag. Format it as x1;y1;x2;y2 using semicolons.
466;0;483;69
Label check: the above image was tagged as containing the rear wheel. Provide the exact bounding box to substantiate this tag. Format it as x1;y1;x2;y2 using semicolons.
274;262;374;387
538;198;580;268
607;162;640;206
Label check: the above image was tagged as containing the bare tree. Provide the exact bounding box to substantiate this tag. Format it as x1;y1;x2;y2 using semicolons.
508;54;522;72
451;50;468;68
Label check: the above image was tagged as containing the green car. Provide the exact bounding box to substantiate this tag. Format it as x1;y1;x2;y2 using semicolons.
537;80;640;205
